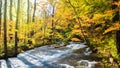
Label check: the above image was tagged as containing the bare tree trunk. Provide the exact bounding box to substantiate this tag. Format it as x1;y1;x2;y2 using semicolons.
27;0;30;39
27;0;30;23
10;0;13;20
51;6;55;44
112;0;120;53
9;0;13;43
4;0;8;60
15;0;20;56
0;0;2;36
116;31;120;53
32;0;36;22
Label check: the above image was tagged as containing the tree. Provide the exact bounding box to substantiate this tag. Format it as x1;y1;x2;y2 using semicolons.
32;0;36;22
48;0;56;44
67;0;90;44
4;0;8;59
51;6;55;44
15;0;20;56
42;7;48;45
112;0;120;53
10;0;13;20
27;0;30;23
0;1;1;33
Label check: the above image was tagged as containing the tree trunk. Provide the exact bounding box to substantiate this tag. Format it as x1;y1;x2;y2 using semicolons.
51;6;55;44
27;0;30;38
32;0;36;22
112;0;120;53
15;0;20;56
9;0;13;43
4;0;8;60
0;0;2;36
27;0;30;23
116;31;120;53
43;10;47;45
10;0;13;20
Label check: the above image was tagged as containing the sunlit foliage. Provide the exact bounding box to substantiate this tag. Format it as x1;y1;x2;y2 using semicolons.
0;1;120;66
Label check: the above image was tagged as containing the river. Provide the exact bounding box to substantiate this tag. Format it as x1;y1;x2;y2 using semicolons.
0;42;100;68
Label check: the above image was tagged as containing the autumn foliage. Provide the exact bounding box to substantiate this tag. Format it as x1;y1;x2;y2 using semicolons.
0;0;120;64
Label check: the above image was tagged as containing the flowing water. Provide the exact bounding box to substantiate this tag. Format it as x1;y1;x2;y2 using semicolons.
0;42;100;68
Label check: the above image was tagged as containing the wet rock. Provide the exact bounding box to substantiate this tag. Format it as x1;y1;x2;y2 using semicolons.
78;61;88;66
73;48;86;54
94;62;104;68
77;60;98;68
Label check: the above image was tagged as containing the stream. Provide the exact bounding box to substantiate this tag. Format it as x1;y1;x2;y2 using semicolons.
0;42;101;68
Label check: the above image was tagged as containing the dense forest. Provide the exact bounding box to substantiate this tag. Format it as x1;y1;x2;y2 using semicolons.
0;0;120;67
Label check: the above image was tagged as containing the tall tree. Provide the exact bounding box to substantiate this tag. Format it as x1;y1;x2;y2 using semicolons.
10;0;13;20
51;6;55;44
48;0;56;44
0;0;2;36
67;0;90;45
4;0;8;59
43;9;48;45
27;0;30;23
112;0;120;53
15;0;20;56
32;0;36;22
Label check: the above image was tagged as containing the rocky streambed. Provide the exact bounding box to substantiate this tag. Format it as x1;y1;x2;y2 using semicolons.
0;42;101;68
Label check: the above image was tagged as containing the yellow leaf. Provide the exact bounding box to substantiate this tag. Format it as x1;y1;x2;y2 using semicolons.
114;1;120;7
103;23;120;34
74;25;79;29
71;38;81;42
